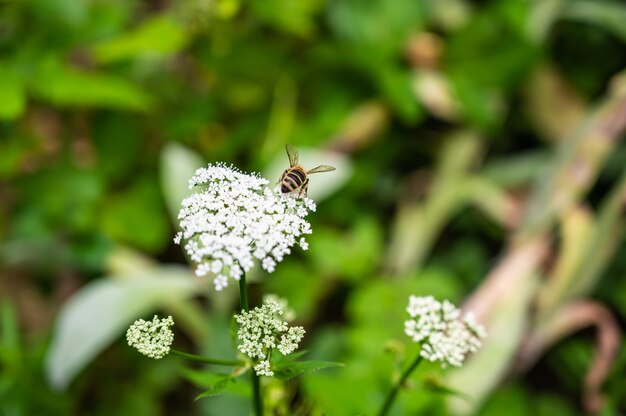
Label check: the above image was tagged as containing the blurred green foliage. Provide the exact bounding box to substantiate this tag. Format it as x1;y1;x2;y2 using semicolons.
1;0;626;415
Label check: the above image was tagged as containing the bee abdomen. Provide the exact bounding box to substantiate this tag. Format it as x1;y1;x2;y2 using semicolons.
281;168;305;193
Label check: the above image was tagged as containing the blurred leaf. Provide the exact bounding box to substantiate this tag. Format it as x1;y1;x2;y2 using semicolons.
260;75;297;163
250;0;323;37
27;0;89;27
0;67;25;120
528;0;565;42
93;15;190;63
525;65;586;142
273;360;343;381
0;301;19;351
45;265;203;390
423;376;471;401
17;165;104;234
479;385;531;416
448;75;504;130
328;0;423;58
159;143;205;223
101;178;169;253
331;100;389;151
445;3;538;129
412;69;460;121
481;151;550;187
308;218;383;281
536;394;577;416
93;114;141;182
375;65;422;123
538;206;594;316
264;262;326;321
30;58;152;111
385;132;483;274
446;273;540;415
562;0;626;42
463;176;519;228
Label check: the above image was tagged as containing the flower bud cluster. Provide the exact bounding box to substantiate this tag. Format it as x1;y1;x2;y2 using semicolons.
126;315;175;359
235;299;305;376
404;295;486;368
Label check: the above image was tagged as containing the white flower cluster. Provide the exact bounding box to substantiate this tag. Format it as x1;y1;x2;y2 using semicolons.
235;299;305;377
174;163;316;291
404;295;487;368
126;315;175;359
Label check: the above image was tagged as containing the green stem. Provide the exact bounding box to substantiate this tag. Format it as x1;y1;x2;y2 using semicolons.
171;349;242;366
239;271;263;416
239;271;250;310
377;351;423;416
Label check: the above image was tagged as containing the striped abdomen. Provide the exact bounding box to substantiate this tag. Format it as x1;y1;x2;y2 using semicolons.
280;166;306;193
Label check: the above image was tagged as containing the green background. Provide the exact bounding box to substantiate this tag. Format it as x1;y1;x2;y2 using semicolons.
1;0;626;414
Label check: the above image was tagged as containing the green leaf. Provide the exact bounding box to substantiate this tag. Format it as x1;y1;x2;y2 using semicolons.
0;67;25;120
273;350;309;365
182;369;235;400
195;377;231;400
93;15;189;63
30;58;152;111
273;360;343;381
182;368;231;387
45;266;203;390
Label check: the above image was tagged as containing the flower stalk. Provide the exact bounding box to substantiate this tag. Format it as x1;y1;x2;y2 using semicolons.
239;271;263;416
377;352;423;416
170;349;243;366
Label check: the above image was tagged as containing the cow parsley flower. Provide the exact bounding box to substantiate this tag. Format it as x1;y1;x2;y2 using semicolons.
404;295;486;368
235;299;305;376
126;315;175;359
174;163;316;291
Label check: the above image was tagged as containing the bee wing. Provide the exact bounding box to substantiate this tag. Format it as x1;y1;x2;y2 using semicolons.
285;144;299;166
306;165;336;174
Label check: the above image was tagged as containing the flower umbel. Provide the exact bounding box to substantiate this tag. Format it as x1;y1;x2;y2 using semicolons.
404;295;486;368
126;315;174;359
235;299;305;376
174;163;316;291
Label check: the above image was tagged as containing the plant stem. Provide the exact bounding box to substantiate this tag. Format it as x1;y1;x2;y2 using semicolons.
171;349;243;366
239;271;263;416
377;352;423;416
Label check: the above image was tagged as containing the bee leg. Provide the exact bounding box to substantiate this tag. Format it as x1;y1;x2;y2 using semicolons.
299;178;309;198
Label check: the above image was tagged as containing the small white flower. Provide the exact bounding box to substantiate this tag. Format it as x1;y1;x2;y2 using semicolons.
126;315;174;359
404;295;486;368
175;163;315;291
278;326;306;355
254;360;274;377
235;299;305;376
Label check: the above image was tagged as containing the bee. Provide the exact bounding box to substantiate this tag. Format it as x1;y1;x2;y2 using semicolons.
280;144;336;198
